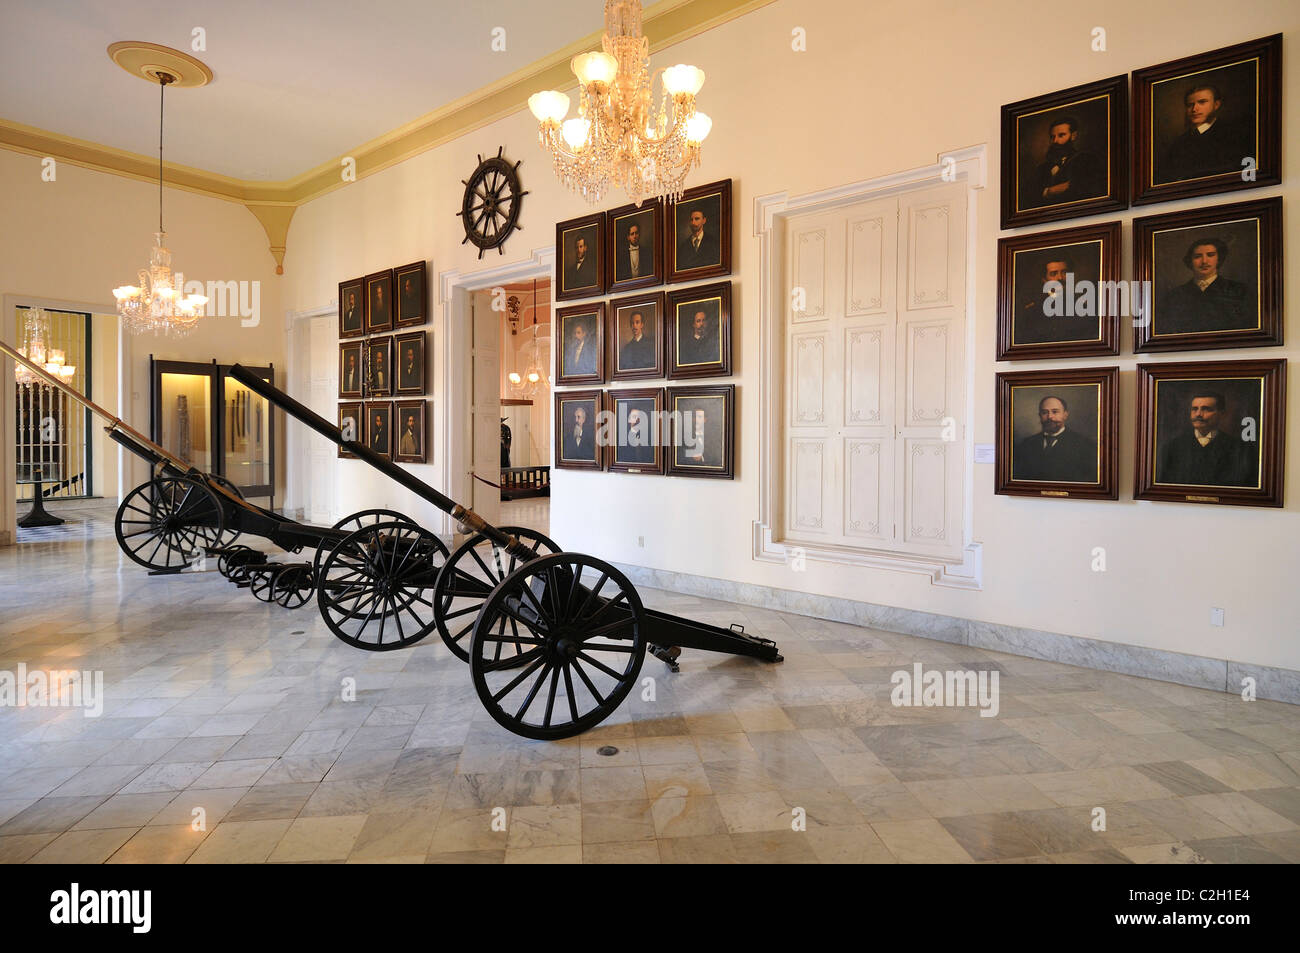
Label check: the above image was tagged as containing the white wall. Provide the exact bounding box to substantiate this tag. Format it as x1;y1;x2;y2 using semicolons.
0;148;285;535
275;0;1297;673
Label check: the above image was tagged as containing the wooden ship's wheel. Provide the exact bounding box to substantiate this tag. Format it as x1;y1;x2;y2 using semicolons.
457;146;527;259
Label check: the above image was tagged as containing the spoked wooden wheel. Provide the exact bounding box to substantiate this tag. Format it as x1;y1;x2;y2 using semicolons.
205;475;244;548
468;553;646;740
433;526;560;663
273;565;315;609
311;508;416;580
114;476;226;572
317;521;449;650
218;544;259;579
248;568;277;603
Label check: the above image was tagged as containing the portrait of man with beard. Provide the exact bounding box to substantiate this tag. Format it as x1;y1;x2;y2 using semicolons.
1025;113;1105;210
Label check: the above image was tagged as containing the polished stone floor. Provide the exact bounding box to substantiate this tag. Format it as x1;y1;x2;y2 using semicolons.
1;500;1298;863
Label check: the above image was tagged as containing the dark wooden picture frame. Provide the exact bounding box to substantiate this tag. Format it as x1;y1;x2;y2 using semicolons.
338;341;364;398
1135;359;1285;507
554;389;602;470
1133;196;1283;353
393;399;426;463
997;221;1122;361
394;260;427;328
337;401;362;459
1132;34;1282;206
365;400;393;459
555;302;605;385
668;282;731;379
667;178;732;282
1000;75;1128;229
604;387;665;475
393;330;426;395
339;278;365;339
365;336;392;396
667;384;734;479
995;366;1119;500
364;269;394;333
606;198;664;292
556;212;606;301
608;291;666;381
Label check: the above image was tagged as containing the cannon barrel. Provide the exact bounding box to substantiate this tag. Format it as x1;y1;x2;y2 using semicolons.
228;363;523;553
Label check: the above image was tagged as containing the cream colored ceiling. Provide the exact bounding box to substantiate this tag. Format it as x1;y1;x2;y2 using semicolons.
0;0;607;180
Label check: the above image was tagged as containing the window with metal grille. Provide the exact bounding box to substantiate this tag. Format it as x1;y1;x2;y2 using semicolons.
14;308;93;503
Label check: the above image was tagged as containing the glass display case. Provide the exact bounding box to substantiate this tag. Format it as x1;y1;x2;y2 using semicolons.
150;357;275;501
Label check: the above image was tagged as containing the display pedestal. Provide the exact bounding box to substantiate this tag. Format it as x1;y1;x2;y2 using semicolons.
17;480;64;528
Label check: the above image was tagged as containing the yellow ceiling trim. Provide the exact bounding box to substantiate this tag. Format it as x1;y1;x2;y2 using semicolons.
0;0;772;206
0;0;775;269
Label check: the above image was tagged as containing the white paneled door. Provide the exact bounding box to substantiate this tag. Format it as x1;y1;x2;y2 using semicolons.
782;183;965;561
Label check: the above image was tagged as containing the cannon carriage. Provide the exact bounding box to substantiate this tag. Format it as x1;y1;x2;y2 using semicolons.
1;340;782;738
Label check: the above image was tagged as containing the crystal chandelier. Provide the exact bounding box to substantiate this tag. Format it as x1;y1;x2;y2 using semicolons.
112;71;207;335
507;281;548;398
528;0;712;205
14;308;76;385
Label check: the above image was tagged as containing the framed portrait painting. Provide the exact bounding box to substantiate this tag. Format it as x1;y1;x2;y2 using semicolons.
1000;75;1128;229
393;399;426;464
667;384;734;479
606;198;663;292
394;260;427;327
996;221;1122;361
365;401;393;459
995;367;1119;500
668;282;731;379
393;330;426;395
604;387;665;475
338;278;364;339
667;178;731;282
365;269;394;333
339;341;364;398
608;292;665;381
556;212;605;301
365;336;392;396
554;390;602;471
1133;34;1281;206
1135;359;1285;507
337;401;362;459
1133;197;1282;352
555;303;605;385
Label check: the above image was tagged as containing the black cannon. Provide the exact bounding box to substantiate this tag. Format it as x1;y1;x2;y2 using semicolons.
228;363;783;740
1;340;458;629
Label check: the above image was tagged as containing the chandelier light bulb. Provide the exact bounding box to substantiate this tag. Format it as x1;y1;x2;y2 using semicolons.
508;371;522;385
527;370;540;384
562;117;592;151
572;51;618;87
685;112;712;144
528;90;570;124
662;64;705;97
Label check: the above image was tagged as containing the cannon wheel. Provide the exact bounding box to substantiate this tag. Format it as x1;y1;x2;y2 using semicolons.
317;521;450;651
432;526;561;663
311;508;417;581
248;567;277;603
206;474;244;548
115;475;226;573
217;544;259;579
468;552;646;740
273;565;315;609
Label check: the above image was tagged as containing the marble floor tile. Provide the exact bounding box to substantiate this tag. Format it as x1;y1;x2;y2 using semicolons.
3;515;1298;864
870;818;974;863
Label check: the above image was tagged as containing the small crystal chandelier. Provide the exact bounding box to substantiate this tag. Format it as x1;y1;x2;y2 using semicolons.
506;281;548;398
112;71;207;335
14;308;76;385
528;0;712;205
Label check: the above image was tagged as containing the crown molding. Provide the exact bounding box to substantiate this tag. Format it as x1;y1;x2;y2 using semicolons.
0;0;776;273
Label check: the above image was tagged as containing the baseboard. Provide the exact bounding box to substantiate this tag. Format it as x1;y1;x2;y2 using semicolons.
613;562;1300;706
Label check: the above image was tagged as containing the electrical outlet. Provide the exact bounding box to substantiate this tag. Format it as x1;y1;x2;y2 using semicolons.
1210;607;1225;627
637;536;644;548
